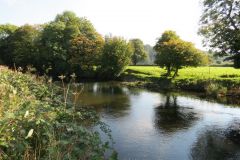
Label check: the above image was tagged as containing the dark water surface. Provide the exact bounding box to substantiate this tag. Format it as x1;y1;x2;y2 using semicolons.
77;82;240;160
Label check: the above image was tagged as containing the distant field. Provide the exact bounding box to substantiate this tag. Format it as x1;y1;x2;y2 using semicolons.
124;66;240;86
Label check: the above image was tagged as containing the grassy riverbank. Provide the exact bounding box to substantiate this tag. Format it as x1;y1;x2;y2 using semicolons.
123;66;240;97
0;67;114;159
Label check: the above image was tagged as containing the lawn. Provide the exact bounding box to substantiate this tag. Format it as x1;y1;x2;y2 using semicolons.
124;66;240;87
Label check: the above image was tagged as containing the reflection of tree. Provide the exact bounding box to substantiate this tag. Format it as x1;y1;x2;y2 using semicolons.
78;83;131;118
226;122;240;145
191;128;240;160
154;95;198;134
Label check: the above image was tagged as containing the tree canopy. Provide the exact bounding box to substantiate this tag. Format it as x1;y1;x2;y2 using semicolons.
0;24;18;40
69;34;104;77
39;11;103;77
154;31;209;77
100;36;132;79
199;0;240;68
0;24;18;64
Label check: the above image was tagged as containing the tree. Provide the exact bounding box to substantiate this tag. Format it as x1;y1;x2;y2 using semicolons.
100;37;132;79
69;34;104;77
40;11;103;77
0;24;18;40
0;24;18;64
0;24;40;68
199;0;240;68
154;31;208;77
129;39;147;65
9;25;40;69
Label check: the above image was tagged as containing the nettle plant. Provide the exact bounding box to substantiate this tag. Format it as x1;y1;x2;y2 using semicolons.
0;68;115;160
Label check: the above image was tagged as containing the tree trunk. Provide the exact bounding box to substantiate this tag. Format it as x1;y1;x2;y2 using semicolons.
172;67;179;78
166;66;171;76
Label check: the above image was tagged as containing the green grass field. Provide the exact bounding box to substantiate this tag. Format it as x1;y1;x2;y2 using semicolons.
124;66;240;86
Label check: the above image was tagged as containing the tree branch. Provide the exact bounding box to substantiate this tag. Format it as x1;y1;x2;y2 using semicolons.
227;2;239;30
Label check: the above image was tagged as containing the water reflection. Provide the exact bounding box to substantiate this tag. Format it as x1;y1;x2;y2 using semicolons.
75;82;240;159
77;83;131;117
154;95;199;134
191;126;240;160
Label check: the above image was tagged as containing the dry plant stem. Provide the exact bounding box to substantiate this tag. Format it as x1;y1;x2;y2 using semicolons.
61;79;66;108
65;79;72;107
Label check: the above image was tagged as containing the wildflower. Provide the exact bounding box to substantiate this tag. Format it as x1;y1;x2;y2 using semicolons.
72;92;79;96
70;73;77;79
58;75;66;80
24;110;29;118
13;89;17;95
48;78;52;83
25;129;34;139
18;67;23;72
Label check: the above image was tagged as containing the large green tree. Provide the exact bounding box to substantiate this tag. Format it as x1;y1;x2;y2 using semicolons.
129;39;147;65
40;11;102;77
199;0;240;68
69;34;104;77
154;31;208;77
100;37;132;79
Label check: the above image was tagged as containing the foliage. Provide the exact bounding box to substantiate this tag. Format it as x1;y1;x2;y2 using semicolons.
154;31;209;77
0;11;104;78
100;37;132;79
7;25;40;69
0;67;114;159
129;39;147;65
0;24;18;40
205;83;227;97
199;0;240;68
0;24;18;64
39;11;103;77
69;34;104;77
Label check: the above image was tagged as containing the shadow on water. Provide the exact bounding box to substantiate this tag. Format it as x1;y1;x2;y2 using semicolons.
74;82;240;159
190;123;240;160
154;95;199;134
77;82;131;118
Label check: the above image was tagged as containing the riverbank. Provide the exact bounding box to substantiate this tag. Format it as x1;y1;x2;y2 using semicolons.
0;67;114;159
121;66;240;103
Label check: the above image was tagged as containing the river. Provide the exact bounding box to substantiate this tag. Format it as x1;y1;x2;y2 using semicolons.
77;82;240;160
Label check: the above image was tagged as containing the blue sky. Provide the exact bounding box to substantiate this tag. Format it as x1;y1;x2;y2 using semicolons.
0;0;204;49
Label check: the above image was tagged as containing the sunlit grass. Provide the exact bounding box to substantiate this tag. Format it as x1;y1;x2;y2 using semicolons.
125;66;240;85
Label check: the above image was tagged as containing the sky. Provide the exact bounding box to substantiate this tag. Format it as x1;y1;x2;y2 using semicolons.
0;0;205;49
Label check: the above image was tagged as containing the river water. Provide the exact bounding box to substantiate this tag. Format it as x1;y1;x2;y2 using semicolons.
77;82;240;160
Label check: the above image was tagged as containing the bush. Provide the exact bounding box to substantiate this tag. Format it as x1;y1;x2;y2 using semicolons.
0;68;114;159
205;82;228;97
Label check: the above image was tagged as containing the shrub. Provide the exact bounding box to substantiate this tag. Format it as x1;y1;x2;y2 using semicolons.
0;68;114;159
205;82;228;97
